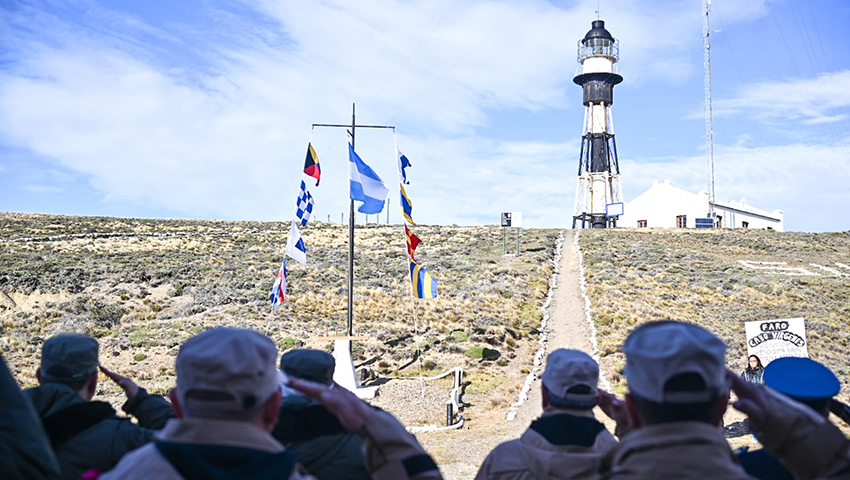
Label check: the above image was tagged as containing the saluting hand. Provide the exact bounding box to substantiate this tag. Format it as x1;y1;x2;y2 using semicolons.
99;365;140;401
728;369;770;428
287;377;373;433
597;390;632;436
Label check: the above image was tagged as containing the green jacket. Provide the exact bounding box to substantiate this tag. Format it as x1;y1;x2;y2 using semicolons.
0;355;60;480
26;382;173;480
272;394;371;480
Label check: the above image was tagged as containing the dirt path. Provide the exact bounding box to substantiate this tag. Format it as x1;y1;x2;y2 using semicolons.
419;230;596;479
508;230;592;428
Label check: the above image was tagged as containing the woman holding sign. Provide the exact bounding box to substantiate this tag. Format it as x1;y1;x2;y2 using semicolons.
741;355;765;384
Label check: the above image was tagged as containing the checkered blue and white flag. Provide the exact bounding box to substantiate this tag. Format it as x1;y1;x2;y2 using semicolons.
295;180;314;227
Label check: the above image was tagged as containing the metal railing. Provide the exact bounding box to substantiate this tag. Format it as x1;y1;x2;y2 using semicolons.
577;39;620;62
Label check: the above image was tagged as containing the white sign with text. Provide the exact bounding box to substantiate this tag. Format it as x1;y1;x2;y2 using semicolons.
745;318;809;366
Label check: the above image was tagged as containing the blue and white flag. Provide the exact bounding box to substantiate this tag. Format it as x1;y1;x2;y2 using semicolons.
270;259;287;309
349;143;389;214
295;180;314;227
397;147;412;184
286;220;307;267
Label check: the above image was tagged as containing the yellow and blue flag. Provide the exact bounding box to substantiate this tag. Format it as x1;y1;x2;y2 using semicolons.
410;261;437;299
400;183;415;225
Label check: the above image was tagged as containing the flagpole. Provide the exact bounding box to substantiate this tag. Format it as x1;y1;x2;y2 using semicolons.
348;103;356;338
395;132;424;393
264;308;274;336
312;105;395;340
404;227;426;396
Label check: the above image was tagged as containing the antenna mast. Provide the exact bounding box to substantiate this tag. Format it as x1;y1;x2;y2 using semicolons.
703;0;716;220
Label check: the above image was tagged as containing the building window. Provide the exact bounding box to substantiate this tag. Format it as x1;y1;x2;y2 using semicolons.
742;221;749;229
676;215;687;228
637;220;647;228
716;216;723;228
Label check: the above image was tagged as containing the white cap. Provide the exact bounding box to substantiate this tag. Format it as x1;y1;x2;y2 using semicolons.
540;349;599;404
176;327;281;415
623;321;727;403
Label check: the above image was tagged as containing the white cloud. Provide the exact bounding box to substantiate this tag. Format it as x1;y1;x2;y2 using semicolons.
6;0;842;232
714;70;850;126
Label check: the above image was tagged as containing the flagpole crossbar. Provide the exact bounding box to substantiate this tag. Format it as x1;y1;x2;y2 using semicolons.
312;123;395;129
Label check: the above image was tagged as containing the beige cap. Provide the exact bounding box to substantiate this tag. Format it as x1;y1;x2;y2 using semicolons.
540;349;599;403
176;327;280;415
623;321;727;403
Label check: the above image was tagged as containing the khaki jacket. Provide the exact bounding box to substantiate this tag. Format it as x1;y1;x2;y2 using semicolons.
754;388;850;480
475;410;617;480
101;408;441;480
602;421;755;480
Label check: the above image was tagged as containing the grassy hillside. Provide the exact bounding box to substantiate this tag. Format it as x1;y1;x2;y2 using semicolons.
4;214;848;432
0;213;559;419
579;228;850;403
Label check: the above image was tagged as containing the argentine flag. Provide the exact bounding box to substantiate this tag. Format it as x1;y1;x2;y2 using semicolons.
349;143;389;214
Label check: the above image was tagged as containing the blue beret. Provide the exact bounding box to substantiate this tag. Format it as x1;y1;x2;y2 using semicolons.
763;357;840;401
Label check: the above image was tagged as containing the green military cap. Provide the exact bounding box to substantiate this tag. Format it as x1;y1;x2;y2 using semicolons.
279;349;335;386
41;333;99;383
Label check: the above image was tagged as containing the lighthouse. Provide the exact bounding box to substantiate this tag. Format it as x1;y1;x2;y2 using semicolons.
572;20;624;229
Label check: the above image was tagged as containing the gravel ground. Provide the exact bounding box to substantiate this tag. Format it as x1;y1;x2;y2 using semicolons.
368;376;457;427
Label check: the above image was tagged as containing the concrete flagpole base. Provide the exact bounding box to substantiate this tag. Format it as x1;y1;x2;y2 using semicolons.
332;339;379;399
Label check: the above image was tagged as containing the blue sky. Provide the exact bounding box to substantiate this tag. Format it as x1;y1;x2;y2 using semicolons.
1;0;849;231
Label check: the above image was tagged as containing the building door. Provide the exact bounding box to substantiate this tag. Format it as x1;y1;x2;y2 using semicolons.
716;216;723;228
638;220;647;228
676;215;687;228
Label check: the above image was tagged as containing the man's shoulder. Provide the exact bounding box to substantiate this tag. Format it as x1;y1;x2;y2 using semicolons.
99;444;176;480
479;438;526;473
40;400;120;447
488;438;524;457
25;383;85;416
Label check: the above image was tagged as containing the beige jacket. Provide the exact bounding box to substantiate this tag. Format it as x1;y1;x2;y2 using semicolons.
101;408;441;480
475;410;617;480
602;421;755;480
754;388;850;480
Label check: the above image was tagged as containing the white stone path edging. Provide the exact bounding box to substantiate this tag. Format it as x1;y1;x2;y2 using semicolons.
575;230;612;392
506;230;565;421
